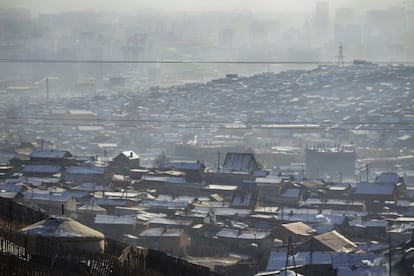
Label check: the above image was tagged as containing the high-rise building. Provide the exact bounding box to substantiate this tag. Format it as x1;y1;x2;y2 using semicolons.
314;1;331;44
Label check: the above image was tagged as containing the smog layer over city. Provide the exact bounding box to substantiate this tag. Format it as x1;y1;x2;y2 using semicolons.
0;0;413;275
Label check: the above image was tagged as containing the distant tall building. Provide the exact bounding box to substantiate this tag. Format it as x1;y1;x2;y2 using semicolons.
306;145;356;182
335;8;356;25
314;1;331;43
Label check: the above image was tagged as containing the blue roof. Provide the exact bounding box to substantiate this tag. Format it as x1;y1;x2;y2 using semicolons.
0;183;24;192
355;182;395;195
222;153;256;173
23;165;61;174
375;172;399;183
66;166;105;175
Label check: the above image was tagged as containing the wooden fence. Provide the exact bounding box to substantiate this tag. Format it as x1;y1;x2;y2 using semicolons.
0;222;220;276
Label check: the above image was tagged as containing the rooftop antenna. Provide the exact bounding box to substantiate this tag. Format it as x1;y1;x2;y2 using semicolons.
337;42;344;66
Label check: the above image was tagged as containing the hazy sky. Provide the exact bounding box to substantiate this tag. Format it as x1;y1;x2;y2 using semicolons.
0;0;403;14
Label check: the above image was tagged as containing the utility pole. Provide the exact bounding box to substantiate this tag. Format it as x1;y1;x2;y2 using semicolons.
389;236;392;276
284;236;297;276
337;42;344;66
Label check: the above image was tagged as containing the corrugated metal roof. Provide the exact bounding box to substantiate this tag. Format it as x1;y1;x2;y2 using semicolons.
355;182;394;195
23;165;61;174
222;153;255;172
314;230;357;253
281;222;315;236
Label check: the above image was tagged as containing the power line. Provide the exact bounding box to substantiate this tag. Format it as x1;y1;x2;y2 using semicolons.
1;58;414;65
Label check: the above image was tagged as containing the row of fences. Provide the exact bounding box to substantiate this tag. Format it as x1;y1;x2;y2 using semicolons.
0;208;220;275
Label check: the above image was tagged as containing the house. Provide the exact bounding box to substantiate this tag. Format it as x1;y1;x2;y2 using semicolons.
296;230;358;253
354;181;401;211
29;150;73;165
274;222;316;244
110;151;140;173
221;152;259;174
22;164;62;178
64;165;109;186
136;227;191;256
22;190;77;215
276;182;303;206
94;214;137;240
207;152;266;184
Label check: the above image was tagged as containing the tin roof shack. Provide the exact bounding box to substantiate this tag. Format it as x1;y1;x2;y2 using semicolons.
94;214;137;241
160;160;206;182
64;165;111;187
296;230;358;253
274;222;316;244
22;190;77;216
137;227;191;257
325;183;352;200
354;181;402;212
255;177;284;205
110;151;141;174
20;216;105;253
137;172;205;197
207;152;265;185
275;182;303;206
